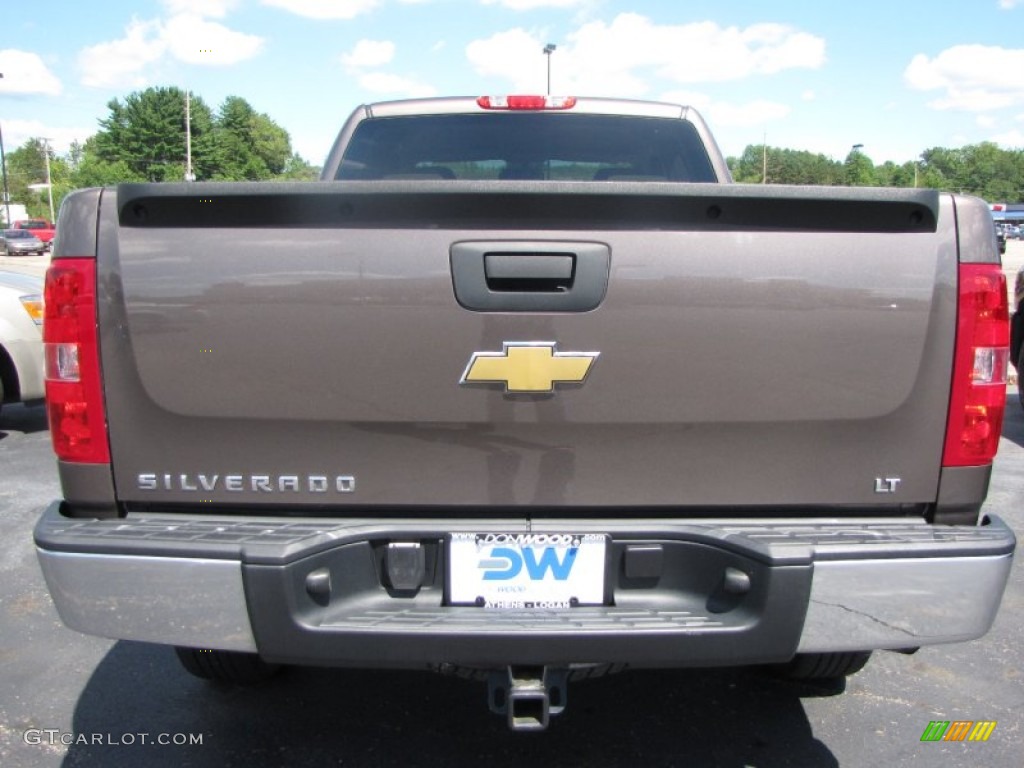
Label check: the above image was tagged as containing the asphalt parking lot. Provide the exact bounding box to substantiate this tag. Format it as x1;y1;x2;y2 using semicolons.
1;247;1022;767
0;253;49;279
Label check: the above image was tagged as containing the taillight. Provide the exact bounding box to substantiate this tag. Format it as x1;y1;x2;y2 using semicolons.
44;259;110;464
942;263;1009;467
477;95;577;110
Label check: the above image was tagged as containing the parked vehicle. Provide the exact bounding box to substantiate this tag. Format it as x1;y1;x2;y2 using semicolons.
1011;264;1024;408
1;229;46;256
13;219;56;249
34;96;1016;731
0;270;44;417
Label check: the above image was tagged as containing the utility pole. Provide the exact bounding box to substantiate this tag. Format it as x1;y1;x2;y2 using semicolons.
0;73;10;226
185;89;195;181
42;138;55;223
543;44;556;95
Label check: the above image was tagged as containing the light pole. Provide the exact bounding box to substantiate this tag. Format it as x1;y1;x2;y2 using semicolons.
0;73;10;227
543;44;556;95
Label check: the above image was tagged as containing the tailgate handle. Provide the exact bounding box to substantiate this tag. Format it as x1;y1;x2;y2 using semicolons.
451;241;610;312
484;254;574;293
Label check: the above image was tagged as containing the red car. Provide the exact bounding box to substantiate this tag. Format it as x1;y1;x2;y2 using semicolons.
13;219;56;249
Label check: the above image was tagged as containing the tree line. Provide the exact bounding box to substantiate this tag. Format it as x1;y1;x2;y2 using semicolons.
3;87;320;222
729;142;1024;201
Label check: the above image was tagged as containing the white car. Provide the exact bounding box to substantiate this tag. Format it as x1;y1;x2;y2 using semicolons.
0;270;44;417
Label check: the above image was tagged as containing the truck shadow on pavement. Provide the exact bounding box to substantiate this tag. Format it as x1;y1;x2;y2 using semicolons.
1001;392;1024;450
0;402;48;440
65;640;839;767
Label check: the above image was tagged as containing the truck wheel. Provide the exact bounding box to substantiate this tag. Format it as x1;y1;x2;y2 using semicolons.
174;647;281;685
778;651;872;680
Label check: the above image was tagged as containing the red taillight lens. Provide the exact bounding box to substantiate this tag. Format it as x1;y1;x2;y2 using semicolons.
44;259;110;464
942;263;1009;467
477;95;577;110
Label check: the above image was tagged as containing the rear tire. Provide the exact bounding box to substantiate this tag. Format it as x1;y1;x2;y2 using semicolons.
777;651;872;680
174;647;281;685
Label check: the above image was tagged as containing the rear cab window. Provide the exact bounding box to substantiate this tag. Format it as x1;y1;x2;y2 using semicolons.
334;113;718;182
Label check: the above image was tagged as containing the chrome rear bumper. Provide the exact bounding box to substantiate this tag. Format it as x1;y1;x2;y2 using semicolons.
35;504;1015;665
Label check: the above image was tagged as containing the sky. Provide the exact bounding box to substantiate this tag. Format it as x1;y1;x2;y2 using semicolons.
3;0;1024;169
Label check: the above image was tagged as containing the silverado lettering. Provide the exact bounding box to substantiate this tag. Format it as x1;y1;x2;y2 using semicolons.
34;96;1016;732
136;473;356;493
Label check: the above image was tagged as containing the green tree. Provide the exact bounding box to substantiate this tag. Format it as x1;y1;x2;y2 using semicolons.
67;140;85;171
729;145;844;185
959;143;1022;201
69;136;146;188
4;138;47;206
4;138;71;220
844;147;876;186
211;96;292;180
278;152;321;181
919;146;963;191
94;86;216;181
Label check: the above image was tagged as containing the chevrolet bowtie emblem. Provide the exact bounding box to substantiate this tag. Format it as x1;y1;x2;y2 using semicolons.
460;342;599;393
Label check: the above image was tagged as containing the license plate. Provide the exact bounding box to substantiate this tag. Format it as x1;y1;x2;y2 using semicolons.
449;533;606;608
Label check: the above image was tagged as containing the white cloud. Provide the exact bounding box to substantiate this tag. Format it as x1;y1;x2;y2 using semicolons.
0;49;62;96
977;115;997;128
261;0;379;19
162;0;239;17
163;14;264;64
340;39;433;98
78;19;167;88
466;28;543;87
78;13;264;88
466;15;825;95
357;72;436;98
2;120;91;155
481;0;588;9
905;45;1024;111
802;90;816;101
343;40;395;70
999;0;1021;9
339;39;434;98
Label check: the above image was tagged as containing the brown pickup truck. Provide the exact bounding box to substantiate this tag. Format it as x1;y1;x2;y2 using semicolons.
34;96;1015;730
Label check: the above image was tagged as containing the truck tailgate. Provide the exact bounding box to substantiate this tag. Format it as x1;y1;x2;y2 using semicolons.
98;182;953;511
